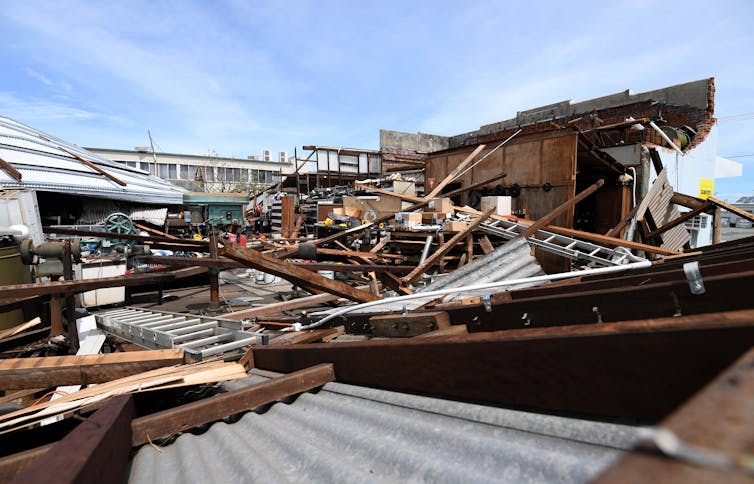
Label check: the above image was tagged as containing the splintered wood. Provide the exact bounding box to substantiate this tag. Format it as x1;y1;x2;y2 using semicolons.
0;359;247;435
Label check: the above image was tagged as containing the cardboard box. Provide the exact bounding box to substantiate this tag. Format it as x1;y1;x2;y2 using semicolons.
422;212;451;224
481;196;512;216
392;180;416;197
443;220;468;232
396;212;422;227
343;195;401;218
430;198;453;213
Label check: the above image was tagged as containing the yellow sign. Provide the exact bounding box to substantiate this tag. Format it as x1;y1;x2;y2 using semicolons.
698;178;714;200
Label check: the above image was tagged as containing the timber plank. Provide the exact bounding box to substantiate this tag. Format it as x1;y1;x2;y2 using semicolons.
596;343;754;483
425;144;486;199
223;244;380;303
0;349;185;390
223;284;374;320
253;309;754;420
0;272;175;299
369;311;451;337
401;206;496;283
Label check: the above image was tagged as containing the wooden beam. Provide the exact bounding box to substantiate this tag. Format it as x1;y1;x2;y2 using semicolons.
59;146;128;186
131;363;335;445
0;317;42;341
425;144;486;200
369;233;392;254
0;272;175;299
523;179;605;238
645;202;712;240
253;309;754;420
223;284;374;320
369;311;450;337
671;192;707;210
268;328;342;346
0;155;22;181
10;395;134;483
648;147;664;174
370;173;510;226
713;207;722;245
478;235;494;254
275;223;374;259
708;196;754;224
605;203;640;238
402;206;496;283
133;255;411;273
0;444;54;482
415;324;469;338
315;247;404;260
362;185;424;204
427;266;754;333
133;222;179;240
0;349;185;390
596;343;754;482
223;243;380;303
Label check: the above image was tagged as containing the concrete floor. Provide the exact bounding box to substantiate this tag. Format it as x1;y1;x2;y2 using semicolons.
721;226;754;242
125;269;295;316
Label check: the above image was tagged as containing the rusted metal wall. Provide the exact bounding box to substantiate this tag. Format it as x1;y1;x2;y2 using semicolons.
426;130;577;226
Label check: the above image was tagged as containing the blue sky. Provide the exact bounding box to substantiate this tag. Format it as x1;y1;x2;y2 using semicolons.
1;0;753;199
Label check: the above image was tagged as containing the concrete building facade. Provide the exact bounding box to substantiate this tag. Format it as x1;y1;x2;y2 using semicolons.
87;147;293;193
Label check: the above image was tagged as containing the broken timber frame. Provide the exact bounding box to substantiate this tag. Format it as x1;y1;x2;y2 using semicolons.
401;206;497;284
0;365;336;481
252;309;754;420
223;243;380;303
424;144;486;200
0;349;186;390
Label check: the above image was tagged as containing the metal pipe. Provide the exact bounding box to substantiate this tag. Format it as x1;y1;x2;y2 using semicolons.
418;235;434;265
649;122;684;155
293;259;653;331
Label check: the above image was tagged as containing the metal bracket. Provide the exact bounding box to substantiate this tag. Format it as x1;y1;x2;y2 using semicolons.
482;294;492;313
683;261;705;295
592;306;603;324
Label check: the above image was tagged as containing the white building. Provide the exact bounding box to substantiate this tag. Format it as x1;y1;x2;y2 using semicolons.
86;147;293;193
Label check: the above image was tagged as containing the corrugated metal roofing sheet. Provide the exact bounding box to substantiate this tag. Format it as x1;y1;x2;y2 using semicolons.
0;116;184;204
128;370;644;483
317;237;544;316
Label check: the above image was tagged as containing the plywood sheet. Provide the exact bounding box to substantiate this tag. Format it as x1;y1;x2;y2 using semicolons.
502;140;542;185
541;134;577;185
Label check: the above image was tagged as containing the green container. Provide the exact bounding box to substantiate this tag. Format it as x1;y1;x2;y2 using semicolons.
0;245;32;330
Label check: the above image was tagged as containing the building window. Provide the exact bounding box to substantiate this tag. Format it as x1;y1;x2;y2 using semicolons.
157;164;176;179
126;161;137;168
140;162;150;173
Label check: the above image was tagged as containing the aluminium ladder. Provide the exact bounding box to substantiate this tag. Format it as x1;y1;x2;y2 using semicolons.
478;218;646;267
95;307;267;361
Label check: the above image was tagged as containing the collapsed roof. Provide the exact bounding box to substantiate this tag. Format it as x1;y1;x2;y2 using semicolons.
0;115;185;204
